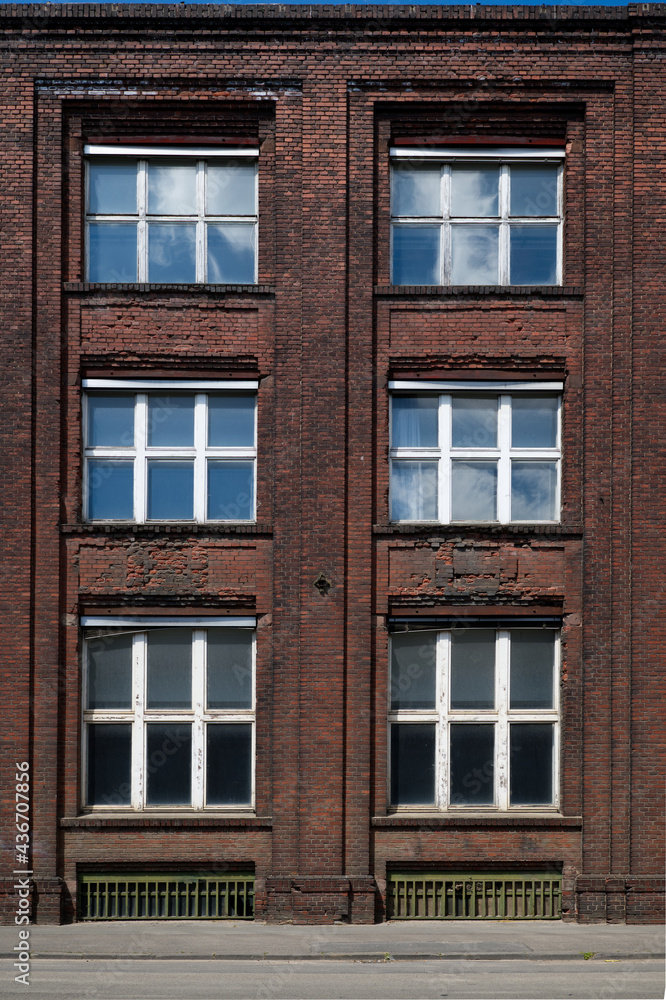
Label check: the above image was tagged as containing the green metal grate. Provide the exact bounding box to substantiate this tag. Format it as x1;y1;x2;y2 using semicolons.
78;872;254;920
387;872;561;920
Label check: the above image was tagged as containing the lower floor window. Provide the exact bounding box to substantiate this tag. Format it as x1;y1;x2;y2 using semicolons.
82;617;255;810
389;625;559;810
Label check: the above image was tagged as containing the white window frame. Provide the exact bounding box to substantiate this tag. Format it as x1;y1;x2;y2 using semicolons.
84;145;258;284
81;616;256;812
389;381;562;525
388;626;560;812
390;147;564;287
83;379;258;524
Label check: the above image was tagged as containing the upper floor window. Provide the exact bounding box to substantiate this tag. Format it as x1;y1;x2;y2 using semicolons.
82;617;255;810
84;379;257;523
85;146;258;284
389;381;562;525
390;147;563;287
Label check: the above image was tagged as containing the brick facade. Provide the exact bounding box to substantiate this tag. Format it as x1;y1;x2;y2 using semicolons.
0;4;663;925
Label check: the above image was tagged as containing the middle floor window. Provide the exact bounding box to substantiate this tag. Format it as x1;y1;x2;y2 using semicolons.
389;626;560;811
83;380;257;523
82;618;256;810
389;383;561;524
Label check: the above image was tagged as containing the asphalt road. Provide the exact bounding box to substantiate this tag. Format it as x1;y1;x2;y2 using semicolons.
0;957;663;1000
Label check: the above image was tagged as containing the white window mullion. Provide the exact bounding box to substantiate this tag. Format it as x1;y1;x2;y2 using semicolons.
191;630;205;809
199;219;206;284
440;394;451;524
499;165;510;285
249;721;257;810
134;394;148;523
193;394;207;522
132;633;145;809
196;161;206;282
137;161;147;282
497;395;512;522
495;631;510;810
556;163;564;285
442;165;451;284
439;632;450;809
556;396;563;520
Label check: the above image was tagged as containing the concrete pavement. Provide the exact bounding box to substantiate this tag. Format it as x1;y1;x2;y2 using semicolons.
0;920;663;963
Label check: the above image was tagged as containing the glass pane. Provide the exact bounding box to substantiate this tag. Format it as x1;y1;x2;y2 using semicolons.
87;395;134;447
391;396;438;448
147;162;196;215
146;724;192;806
146;629;192;710
391;461;438;521
148;223;196;283
450;723;494;805
207;461;254;521
390;633;437;710
451;225;499;285
511;462;558;521
87;724;131;806
208;395;255;447
207;161;256;216
392;225;440;286
451;165;499;218
510;723;553;805
147;461;194;520
510;631;555;709
451;631;495;710
390;724;436;806
89;162;137;215
206;724;252;806
512;396;558;448
147;395;195;448
87;460;134;520
87;634;132;709
509;225;558;285
391;164;441;217
207;629;253;709
451;461;497;521
88;223;137;282
510;164;559;217
452;397;497;449
207;224;255;284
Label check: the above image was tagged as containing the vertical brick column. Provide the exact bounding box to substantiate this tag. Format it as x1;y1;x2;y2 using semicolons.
31;91;65;921
296;70;348;877
270;90;304;879
0;74;35;916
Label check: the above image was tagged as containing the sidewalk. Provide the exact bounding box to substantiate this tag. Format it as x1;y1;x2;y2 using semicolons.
0;920;663;962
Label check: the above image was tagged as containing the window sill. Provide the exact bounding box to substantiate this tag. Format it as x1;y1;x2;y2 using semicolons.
61;814;272;829
373;523;583;539
62;522;272;537
375;284;583;298
372;814;581;828
63;282;275;296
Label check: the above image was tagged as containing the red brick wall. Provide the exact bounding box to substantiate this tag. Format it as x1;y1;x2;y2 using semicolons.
0;4;663;925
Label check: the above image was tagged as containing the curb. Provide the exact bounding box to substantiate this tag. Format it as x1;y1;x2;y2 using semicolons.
2;951;664;962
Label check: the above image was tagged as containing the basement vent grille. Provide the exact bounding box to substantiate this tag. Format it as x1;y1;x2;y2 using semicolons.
387;872;561;920
78;872;254;920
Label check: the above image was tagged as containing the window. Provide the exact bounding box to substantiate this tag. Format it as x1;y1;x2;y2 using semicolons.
389;625;560;810
389;382;561;524
82;617;256;810
83;379;257;523
85;146;258;284
390;147;563;286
